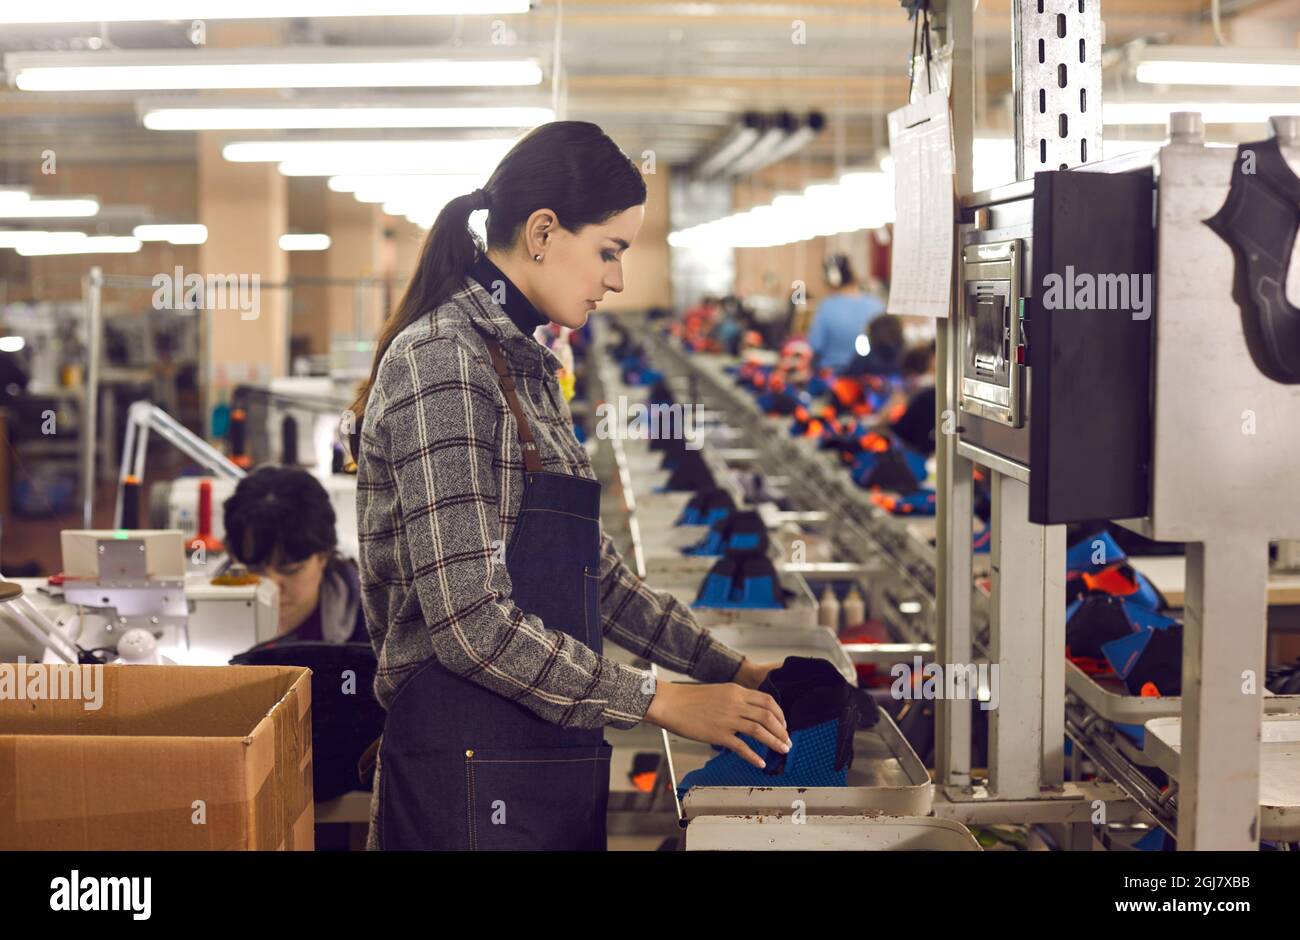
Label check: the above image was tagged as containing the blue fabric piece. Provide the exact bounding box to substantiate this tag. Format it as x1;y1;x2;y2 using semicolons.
899;445;929;483
1128;571;1163;611
683;529;726;556
1126;603;1178;632
1067;530;1127;571
1102;629;1160;683
677;505;731;527
1133;827;1170;851
1114;722;1146;748
692;573;780;609
676;718;847;800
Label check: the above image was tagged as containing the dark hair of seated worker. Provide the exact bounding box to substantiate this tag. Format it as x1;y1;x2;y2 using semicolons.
843;313;906;377
222;464;367;645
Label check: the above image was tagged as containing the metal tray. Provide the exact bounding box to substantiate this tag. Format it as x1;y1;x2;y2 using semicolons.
684;815;979;851
670;708;933;819
629;491;695;531
1143;714;1300;840
662;569;819;628
1066;660;1300;724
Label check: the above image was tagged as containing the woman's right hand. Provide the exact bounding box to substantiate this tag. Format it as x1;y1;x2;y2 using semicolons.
644;681;791;769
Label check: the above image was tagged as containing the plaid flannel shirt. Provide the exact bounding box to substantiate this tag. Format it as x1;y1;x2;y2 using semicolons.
355;274;745;731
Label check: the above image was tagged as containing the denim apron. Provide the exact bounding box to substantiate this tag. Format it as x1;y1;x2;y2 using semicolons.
375;334;611;851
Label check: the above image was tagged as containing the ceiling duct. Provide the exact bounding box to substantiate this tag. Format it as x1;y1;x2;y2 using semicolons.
694;110;825;180
738;110;825;175
695;111;765;179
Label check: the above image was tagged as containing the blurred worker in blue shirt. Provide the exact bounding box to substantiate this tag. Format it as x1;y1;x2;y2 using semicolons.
806;254;886;373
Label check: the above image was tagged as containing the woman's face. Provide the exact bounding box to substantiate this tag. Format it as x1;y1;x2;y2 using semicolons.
247;550;329;633
527;204;645;329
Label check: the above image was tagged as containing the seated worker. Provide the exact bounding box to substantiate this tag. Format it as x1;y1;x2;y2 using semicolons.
806;254;885;373
225;464;384;840
222;464;367;646
889;341;939;456
843;313;906;378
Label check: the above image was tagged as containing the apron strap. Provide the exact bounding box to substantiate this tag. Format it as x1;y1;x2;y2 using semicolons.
358;733;382;787
482;335;544;473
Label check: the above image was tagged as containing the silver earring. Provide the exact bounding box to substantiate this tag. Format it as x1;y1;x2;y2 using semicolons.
534;253;543;262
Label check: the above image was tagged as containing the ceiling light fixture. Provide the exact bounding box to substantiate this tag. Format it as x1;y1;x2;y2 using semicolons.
0;2;530;25
7;49;543;92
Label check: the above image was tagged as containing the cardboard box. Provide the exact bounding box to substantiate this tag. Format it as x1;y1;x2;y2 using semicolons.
0;664;313;850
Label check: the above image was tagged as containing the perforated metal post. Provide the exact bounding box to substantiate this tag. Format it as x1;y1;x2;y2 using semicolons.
1013;0;1103;180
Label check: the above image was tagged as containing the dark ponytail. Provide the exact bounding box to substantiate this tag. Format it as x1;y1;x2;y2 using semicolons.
349;120;647;425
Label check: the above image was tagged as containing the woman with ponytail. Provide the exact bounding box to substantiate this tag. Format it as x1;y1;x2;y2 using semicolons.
352;121;788;851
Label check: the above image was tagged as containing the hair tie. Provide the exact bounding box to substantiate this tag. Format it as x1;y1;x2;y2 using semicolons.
469;188;490;211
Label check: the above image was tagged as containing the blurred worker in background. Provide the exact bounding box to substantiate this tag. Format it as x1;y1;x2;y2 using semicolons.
844;313;906;378
223;464;367;646
806;253;885;372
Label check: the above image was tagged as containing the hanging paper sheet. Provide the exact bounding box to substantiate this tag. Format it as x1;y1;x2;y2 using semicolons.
886;90;955;318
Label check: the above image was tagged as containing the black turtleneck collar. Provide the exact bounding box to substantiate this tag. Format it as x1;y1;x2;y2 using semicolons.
467;252;549;338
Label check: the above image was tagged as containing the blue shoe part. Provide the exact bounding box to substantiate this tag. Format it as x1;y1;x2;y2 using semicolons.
849;452;880;486
694;572;736;606
677;505;732;527
1067;530;1128;571
1114;722;1146;748
683;528;726;556
692;573;781;609
676;718;847;800
1132;827;1170;851
1125;602;1178;632
1129;571;1163;611
897;443;929;483
739;574;779;608
1101;628;1162;688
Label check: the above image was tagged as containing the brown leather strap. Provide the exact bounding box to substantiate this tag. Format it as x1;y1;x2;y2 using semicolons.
482;336;544;473
357;734;381;786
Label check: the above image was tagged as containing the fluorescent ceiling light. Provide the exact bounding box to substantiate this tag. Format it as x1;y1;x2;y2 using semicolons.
0;197;99;219
0;2;529;24
9;52;543;92
327;173;485;194
1134;45;1300;87
144;106;554;131
1104;100;1300;125
0;336;25;353
280;234;330;252
225;138;515;164
134;224;208;244
14;234;141;256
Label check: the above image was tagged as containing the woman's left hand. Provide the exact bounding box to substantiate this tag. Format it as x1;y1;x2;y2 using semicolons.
733;659;782;691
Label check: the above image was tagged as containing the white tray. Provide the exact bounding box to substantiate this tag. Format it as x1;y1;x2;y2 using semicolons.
1143;714;1300;840
664;572;819;629
684;815;980;851
670;709;932;819
654;624;853;684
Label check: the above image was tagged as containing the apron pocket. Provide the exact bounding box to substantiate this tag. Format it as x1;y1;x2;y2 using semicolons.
465;743;612;851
